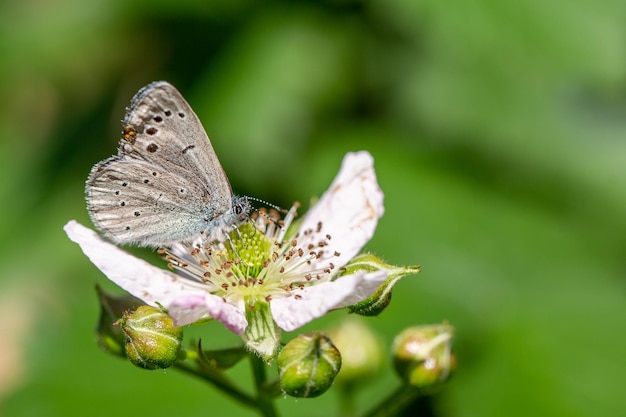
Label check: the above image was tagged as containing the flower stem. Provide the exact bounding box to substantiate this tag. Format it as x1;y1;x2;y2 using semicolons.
174;353;256;408
250;355;280;417
338;384;358;417
361;385;427;417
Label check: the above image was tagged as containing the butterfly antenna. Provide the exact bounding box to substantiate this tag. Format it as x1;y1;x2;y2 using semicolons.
246;196;287;213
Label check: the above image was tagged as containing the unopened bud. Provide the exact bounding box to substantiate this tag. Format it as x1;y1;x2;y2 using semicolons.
277;332;341;398
342;254;420;316
392;324;455;389
118;306;183;370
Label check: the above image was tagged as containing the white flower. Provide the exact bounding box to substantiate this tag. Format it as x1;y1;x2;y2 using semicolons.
65;151;386;359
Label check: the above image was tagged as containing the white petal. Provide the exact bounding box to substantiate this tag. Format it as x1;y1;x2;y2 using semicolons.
297;151;384;270
331;271;389;309
270;270;387;331
64;221;208;322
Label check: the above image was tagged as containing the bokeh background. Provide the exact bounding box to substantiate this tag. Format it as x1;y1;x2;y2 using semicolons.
1;0;625;416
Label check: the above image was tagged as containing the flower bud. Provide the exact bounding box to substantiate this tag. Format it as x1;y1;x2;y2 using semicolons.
277;332;341;398
327;318;383;386
118;306;183;370
342;254;420;316
392;324;455;389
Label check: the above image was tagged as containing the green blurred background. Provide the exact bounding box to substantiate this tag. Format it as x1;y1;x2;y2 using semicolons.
1;0;625;416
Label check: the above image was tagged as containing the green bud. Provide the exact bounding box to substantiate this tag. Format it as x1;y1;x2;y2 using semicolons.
327;317;383;386
277;332;341;398
118;306;183;370
342;254;420;316
392;324;455;389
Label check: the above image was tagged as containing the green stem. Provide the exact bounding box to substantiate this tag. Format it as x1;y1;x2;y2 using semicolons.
250;355;279;417
174;354;257;408
361;385;425;417
338;384;357;417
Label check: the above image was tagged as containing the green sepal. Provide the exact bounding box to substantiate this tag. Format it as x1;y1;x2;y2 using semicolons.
242;300;281;362
95;284;144;358
196;340;247;370
341;254;420;316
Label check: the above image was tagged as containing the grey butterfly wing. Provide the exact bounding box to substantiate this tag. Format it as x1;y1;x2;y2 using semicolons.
86;81;233;246
87;157;214;245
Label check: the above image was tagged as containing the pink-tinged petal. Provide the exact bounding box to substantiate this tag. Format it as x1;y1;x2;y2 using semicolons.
167;294;213;326
168;293;247;333
270;270;387;331
64;220;206;312
298;151;384;270
204;294;248;335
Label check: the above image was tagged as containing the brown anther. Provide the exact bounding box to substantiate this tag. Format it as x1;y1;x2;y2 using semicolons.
298;248;304;257
221;283;229;290
308;244;315;250
263;259;270;268
298;284;304;290
329;263;335;269
294;294;303;300
316;222;322;233
200;260;209;267
305;273;312;281
167;263;174;269
215;268;222;275
265;295;272;302
226;272;234;278
339;266;346;271
334;251;341;257
165;254;175;260
258;279;264;285
272;252;279;261
326;234;331;240
157;248;166;255
324;268;331;274
279;266;285;273
291;239;297;247
203;271;211;279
